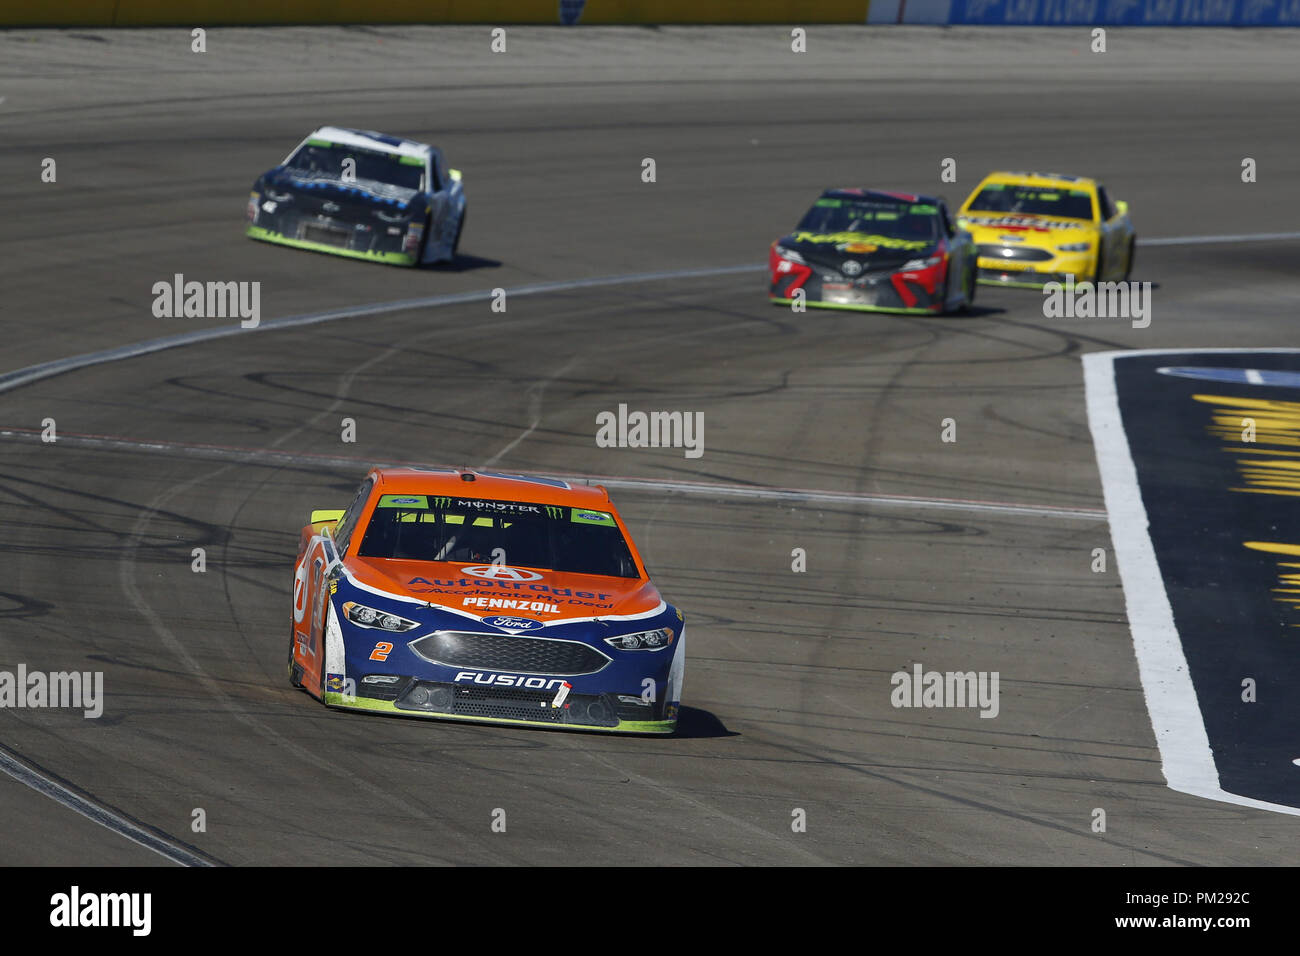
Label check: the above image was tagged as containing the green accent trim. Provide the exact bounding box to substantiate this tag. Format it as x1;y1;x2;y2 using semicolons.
814;198;842;207
310;509;345;523
322;692;676;734
377;494;428;509
976;278;1049;290
769;297;937;316
909;204;937;214
306;138;332;147
246;226;417;266
449;168;462;182
398;155;424;166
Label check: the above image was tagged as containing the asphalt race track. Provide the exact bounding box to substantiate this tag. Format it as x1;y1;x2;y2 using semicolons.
2;26;1299;866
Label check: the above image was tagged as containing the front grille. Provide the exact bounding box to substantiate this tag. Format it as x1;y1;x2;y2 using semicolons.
451;683;565;722
302;223;350;248
409;631;610;676
977;245;1053;262
394;680;619;727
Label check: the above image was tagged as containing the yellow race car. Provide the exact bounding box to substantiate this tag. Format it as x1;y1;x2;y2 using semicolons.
957;172;1135;288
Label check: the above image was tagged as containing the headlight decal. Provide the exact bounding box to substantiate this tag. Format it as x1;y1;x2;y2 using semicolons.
341;601;419;632
604;627;674;651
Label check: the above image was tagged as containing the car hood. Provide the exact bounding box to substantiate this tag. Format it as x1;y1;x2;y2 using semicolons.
343;558;665;624
778;230;940;272
260;166;422;210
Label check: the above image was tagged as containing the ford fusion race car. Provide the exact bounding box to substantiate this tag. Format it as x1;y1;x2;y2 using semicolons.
246;126;467;266
769;189;976;314
288;468;685;734
957;171;1135;288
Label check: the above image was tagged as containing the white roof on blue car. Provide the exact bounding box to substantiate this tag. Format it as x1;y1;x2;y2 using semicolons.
311;126;431;159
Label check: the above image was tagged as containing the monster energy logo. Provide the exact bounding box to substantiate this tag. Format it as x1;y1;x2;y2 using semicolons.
545;506;564;519
431;496;451;507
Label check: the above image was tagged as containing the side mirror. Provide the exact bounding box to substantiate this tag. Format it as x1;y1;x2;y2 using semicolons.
1115;199;1128;217
310;509;346;525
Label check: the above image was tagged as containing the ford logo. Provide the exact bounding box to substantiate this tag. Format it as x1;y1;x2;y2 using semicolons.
485;616;543;631
322;201;341;213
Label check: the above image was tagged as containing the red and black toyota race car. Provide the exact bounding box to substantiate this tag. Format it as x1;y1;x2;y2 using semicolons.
769;189;976;314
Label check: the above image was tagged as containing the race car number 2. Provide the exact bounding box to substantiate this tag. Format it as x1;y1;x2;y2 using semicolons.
369;641;394;662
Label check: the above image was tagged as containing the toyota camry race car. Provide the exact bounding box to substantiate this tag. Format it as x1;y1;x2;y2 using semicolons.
957;171;1135;288
247;126;467;266
288;468;685;734
769;189;976;314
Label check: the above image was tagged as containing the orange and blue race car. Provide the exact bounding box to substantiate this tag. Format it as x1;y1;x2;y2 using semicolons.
288;468;684;734
768;189;977;314
957;171;1136;288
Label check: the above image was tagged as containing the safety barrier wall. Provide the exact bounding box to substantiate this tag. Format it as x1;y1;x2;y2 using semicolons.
6;0;1297;27
0;0;871;28
869;0;1300;24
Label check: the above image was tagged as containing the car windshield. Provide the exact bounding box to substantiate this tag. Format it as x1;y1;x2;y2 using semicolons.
966;185;1094;221
795;198;940;243
357;496;640;578
284;141;425;191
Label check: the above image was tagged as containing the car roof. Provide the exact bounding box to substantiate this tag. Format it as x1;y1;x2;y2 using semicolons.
980;171;1098;190
369;467;614;507
822;188;940;205
310;126;432;160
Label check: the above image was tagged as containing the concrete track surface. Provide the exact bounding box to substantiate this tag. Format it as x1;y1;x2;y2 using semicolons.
1;26;1298;865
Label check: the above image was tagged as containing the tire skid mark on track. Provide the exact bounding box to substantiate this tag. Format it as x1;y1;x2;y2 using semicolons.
0;746;217;867
0;427;1105;521
109;333;534;865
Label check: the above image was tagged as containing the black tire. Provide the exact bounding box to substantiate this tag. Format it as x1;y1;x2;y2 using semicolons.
451;205;466;258
414;212;432;266
962;260;976;312
287;625;304;689
1091;240;1106;284
1122;237;1135;281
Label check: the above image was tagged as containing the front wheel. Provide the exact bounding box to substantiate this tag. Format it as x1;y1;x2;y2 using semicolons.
287;626;304;688
1122;237;1135;281
961;260;976;312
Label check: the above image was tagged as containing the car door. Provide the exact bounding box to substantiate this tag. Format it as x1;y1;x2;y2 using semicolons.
425;150;453;255
295;477;372;692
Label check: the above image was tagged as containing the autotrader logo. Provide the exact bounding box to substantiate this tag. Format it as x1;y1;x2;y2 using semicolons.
461;565;543;581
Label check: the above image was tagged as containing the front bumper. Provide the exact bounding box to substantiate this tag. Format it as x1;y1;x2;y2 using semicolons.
248;225;417;266
975;250;1092;288
770;267;947;315
323;679;677;734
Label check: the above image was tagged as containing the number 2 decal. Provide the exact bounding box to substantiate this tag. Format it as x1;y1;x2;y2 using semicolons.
369;641;394;662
